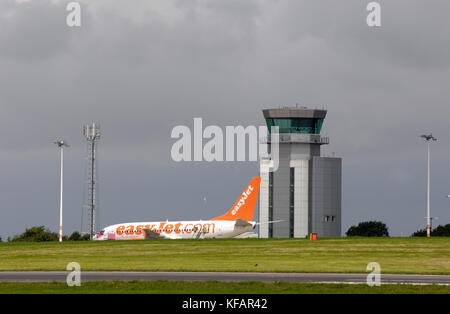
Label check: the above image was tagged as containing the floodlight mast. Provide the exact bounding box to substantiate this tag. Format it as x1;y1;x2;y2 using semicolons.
420;134;437;238
54;140;69;242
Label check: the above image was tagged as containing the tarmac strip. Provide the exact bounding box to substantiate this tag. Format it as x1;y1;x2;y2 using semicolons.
0;271;450;285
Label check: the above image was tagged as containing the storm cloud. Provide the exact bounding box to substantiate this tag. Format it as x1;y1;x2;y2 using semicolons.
1;0;450;239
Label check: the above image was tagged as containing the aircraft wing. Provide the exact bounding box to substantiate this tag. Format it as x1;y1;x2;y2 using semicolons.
235;218;252;228
142;229;180;240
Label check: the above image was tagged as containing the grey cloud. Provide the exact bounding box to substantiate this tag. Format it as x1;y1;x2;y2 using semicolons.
1;0;450;239
0;0;74;61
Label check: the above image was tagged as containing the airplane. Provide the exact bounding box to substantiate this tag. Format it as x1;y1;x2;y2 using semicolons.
93;177;262;240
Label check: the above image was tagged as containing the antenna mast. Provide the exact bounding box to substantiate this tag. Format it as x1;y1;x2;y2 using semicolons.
83;123;101;240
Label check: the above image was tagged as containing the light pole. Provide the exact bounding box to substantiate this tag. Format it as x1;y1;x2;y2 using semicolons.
420;134;437;238
54;140;69;242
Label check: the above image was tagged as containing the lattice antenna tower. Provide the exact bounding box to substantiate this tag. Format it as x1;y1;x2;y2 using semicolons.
82;123;101;240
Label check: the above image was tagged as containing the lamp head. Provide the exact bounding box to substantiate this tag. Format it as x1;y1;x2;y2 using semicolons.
54;140;69;147
420;134;437;141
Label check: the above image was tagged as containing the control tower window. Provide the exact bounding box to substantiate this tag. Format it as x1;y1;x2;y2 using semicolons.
265;118;324;134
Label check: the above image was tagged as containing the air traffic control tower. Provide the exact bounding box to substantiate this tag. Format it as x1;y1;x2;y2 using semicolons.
259;107;341;238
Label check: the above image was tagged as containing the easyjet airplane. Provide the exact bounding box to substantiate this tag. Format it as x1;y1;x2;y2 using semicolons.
93;177;261;240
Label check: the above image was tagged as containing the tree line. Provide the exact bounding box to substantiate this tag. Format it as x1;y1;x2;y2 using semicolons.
345;221;450;237
1;222;450;242
0;226;90;242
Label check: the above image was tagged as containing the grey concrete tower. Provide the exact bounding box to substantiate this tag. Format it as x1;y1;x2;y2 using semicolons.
259;107;341;238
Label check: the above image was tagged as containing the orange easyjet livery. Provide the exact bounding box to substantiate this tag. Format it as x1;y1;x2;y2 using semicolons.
93;177;261;240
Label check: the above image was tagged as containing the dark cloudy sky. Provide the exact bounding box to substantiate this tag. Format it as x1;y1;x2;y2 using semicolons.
1;0;450;240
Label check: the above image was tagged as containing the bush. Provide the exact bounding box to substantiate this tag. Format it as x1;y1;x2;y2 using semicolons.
346;221;389;237
412;229;427;237
68;231;90;241
412;224;450;237
431;224;450;236
9;226;60;242
68;231;81;241
8;226;90;242
8;227;93;242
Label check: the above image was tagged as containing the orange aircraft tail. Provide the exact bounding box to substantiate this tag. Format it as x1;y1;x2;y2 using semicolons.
211;177;261;222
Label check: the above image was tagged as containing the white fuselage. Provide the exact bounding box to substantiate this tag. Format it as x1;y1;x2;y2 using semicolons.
94;220;256;240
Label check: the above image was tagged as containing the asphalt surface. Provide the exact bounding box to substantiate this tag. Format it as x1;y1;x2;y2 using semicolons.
0;271;449;285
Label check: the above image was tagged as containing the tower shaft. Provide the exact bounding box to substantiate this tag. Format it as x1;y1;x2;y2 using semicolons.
83;123;101;240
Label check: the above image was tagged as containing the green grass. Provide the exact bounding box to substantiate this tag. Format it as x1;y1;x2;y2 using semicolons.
0;238;449;274
0;280;449;294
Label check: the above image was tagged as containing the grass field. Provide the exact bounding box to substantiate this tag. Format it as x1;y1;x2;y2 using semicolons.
0;280;449;294
0;237;449;274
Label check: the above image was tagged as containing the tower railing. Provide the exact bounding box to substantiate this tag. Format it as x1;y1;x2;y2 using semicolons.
259;134;329;144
